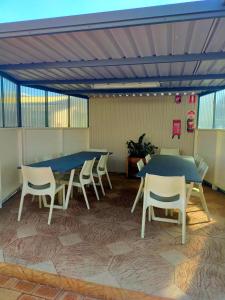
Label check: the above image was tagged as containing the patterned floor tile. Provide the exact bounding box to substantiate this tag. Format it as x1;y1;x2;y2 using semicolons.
85;271;120;288
0;248;4;262
28;261;57;274
106;241;132;256
153;284;191;300
17;225;38;239
159;249;188;266
1;176;225;299
109;251;174;294
175;256;225;300
58;233;82;246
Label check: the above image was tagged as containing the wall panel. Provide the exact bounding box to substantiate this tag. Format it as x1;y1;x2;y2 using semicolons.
0;129;20;206
89;96;196;172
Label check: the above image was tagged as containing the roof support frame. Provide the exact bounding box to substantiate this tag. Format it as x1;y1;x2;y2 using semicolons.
0;0;224;38
1;51;225;71
65;85;225;95
19;73;225;86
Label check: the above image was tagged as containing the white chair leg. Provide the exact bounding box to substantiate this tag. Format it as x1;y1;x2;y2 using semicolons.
131;180;143;213
31;195;35;202
170;209;174;217
38;196;42;209
99;175;105;196
178;210;181;225
199;184;211;221
42;195;48;207
18;193;25;221
106;170;112;189
148;206;152;222
181;210;186;245
48;195;55;225
70;186;74;199
81;184;90;209
92;177;100;200
65;169;75;210
165;209;168;216
141;205;147;238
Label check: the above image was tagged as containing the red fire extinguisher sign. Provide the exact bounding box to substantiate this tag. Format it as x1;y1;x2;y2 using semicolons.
187;110;196;133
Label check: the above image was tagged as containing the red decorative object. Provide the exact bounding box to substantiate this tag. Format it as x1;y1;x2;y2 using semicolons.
189;95;196;104
172;119;181;139
187;110;196;133
175;95;182;104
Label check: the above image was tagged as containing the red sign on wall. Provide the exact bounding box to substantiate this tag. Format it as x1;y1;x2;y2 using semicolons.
187;110;196;133
172;119;181;139
189;95;196;104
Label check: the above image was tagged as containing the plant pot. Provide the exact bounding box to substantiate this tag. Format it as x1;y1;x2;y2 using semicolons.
126;156;145;178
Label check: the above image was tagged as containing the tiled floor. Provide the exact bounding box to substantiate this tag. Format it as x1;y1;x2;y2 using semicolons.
0;174;225;300
0;273;98;299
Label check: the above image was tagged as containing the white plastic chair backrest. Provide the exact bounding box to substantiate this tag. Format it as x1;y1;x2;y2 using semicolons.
160;148;180;155
145;174;186;199
21;165;55;195
197;160;208;181
97;153;108;173
194;154;203;166
79;158;95;183
145;154;151;164
137;159;144;171
89;148;107;152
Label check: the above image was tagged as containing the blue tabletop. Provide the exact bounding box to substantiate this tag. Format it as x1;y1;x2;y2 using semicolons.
137;155;201;183
29;151;109;173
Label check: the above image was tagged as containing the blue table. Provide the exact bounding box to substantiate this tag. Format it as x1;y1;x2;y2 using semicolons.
137;155;201;183
132;155;202;216
30;151;108;173
28;151;110;209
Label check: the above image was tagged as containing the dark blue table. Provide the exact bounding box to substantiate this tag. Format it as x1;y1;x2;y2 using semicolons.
30;151;108;173
28;151;110;209
137;155;201;183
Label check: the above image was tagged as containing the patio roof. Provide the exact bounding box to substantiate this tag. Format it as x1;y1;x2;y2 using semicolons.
0;0;225;96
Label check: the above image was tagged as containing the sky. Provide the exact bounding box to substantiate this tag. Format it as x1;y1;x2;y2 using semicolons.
0;0;198;23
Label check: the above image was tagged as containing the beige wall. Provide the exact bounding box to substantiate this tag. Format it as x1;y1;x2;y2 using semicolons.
0;128;89;205
195;129;225;190
89;95;197;172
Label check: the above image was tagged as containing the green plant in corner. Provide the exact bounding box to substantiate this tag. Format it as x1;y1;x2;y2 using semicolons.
126;133;158;158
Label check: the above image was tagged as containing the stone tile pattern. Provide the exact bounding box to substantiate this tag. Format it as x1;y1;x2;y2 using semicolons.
1;174;225;299
0;273;98;299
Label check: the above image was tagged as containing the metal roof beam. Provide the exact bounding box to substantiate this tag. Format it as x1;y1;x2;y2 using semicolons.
0;0;224;38
20;73;225;86
1;51;225;71
65;85;225;95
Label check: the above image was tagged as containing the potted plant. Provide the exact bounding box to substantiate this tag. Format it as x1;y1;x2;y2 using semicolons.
126;133;158;178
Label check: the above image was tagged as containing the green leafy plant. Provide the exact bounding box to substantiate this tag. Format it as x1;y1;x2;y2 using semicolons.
126;133;158;158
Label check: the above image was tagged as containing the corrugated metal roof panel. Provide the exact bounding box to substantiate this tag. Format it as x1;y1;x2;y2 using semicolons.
1;14;225;93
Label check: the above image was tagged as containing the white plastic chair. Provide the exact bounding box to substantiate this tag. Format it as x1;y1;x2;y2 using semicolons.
194;154;203;167
190;160;211;221
61;158;99;209
18;166;65;225
93;153;112;196
145;154;151;164
131;159;145;213
141;174;187;244
160;148;180;155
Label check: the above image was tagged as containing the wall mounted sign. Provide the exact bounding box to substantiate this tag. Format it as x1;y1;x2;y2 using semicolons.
175;95;182;104
189;95;196;104
172;119;181;139
186;110;196;133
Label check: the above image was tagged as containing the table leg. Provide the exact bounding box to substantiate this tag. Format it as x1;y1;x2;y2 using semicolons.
131;179;144;213
64;169;75;210
186;182;194;205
